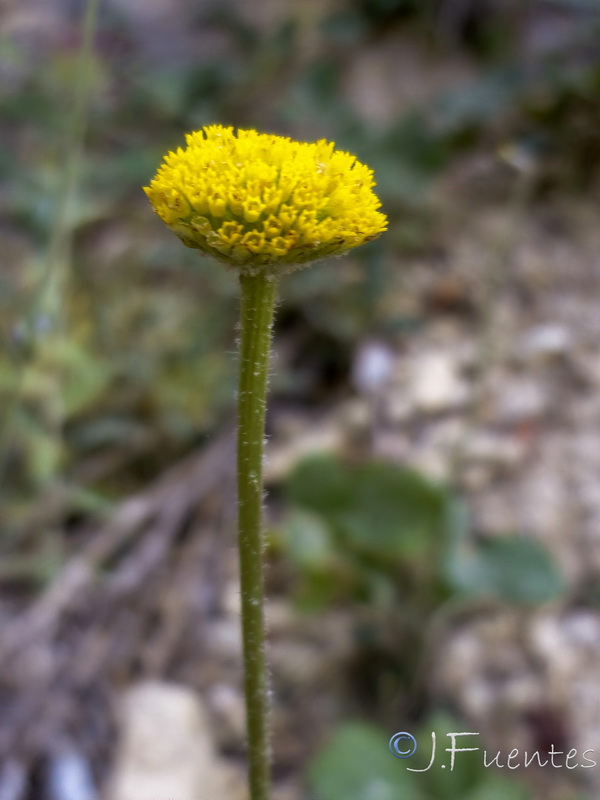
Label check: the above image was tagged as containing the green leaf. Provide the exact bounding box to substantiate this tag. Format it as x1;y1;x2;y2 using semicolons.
309;723;421;800
280;509;335;570
287;456;451;563
337;462;449;560
447;534;565;606
408;713;533;800
287;455;355;517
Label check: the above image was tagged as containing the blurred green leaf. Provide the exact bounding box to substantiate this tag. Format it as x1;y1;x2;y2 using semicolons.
281;509;335;571
287;455;451;562
410;712;489;798
338;464;449;560
447;534;565;606
309;722;421;800
285;456;563;610
309;715;533;800
287;455;355;518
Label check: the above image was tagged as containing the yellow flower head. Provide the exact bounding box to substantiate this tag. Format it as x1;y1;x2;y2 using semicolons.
144;125;387;275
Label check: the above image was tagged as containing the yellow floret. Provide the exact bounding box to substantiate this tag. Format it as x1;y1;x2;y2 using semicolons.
144;125;387;275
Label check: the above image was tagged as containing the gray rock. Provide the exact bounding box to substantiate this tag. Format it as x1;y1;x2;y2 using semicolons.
105;682;240;800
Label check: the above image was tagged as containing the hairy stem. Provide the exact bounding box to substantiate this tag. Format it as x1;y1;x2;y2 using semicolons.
237;270;277;800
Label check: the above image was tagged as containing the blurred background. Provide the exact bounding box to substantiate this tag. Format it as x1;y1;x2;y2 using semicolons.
2;0;600;798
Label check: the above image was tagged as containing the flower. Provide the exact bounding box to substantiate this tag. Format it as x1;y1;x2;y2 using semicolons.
144;125;387;274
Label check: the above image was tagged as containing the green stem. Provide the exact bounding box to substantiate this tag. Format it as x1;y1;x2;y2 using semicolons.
237;270;278;800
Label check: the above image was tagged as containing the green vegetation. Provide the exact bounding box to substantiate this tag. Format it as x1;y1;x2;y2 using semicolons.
280;454;564;610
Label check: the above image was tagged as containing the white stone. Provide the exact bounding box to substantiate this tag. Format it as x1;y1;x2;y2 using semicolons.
208;683;246;743
352;340;395;395
563;612;600;652
407;353;469;413
530;614;563;661
519;324;572;360
106;682;238;800
493;379;548;423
